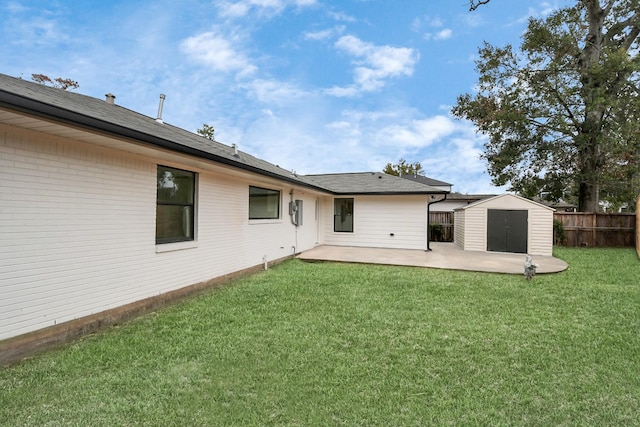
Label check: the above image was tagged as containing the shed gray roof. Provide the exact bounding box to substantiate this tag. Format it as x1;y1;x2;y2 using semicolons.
304;172;447;194
456;193;555;211
447;192;495;201
0;73;447;195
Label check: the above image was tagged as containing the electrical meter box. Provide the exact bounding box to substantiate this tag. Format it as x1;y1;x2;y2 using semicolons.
289;200;303;226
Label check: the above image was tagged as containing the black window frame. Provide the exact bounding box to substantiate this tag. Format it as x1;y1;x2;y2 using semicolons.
249;186;281;220
156;165;196;244
334;198;354;232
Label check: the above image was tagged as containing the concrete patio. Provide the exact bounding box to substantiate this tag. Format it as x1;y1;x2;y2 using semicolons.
297;242;568;274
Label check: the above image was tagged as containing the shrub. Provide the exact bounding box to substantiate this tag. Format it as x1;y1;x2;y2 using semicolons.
553;219;566;245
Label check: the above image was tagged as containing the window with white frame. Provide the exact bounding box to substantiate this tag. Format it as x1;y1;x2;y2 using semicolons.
334;198;354;232
249;186;280;220
156;165;196;244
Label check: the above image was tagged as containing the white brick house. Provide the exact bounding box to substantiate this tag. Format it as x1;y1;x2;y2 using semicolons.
0;74;447;357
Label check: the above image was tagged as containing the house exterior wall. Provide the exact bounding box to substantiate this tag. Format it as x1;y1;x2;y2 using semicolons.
0;124;320;340
321;195;428;250
454;195;554;256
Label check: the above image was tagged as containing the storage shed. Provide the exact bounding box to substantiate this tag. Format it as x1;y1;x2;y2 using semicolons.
454;194;555;256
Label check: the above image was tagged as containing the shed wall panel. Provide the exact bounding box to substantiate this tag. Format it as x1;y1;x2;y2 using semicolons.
527;206;554;255
454;210;465;248
463;207;487;252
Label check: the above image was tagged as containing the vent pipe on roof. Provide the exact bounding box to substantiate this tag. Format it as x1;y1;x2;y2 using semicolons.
232;143;239;157
156;94;166;123
105;93;116;104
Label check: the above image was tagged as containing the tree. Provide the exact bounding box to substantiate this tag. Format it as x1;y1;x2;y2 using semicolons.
31;74;79;90
453;0;640;212
383;159;425;177
196;123;215;140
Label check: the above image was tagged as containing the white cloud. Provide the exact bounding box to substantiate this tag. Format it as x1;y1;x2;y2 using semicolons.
3;7;66;48
411;15;444;32
328;35;419;96
513;1;560;24
324;85;360;97
412;15;452;41
214;0;317;18
4;2;28;13
373;115;458;149
327;10;356;22
423;28;453;41
434;29;452;40
241;78;309;105
180;31;257;76
215;97;501;193
304;25;345;41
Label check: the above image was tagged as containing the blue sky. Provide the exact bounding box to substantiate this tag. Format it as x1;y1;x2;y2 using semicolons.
1;0;569;193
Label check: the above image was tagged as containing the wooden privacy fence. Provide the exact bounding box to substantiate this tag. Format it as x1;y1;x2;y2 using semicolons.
553;212;636;247
429;211;454;242
430;210;637;248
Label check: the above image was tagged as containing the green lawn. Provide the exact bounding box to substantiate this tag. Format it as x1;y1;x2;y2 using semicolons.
1;248;639;426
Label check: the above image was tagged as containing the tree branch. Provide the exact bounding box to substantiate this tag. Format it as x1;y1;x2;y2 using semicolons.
469;0;491;11
604;10;640;49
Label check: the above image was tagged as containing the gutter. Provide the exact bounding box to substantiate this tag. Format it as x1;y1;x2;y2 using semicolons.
326;191;450;196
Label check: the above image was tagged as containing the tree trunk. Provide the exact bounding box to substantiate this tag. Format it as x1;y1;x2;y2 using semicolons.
578;180;600;212
576;0;607;212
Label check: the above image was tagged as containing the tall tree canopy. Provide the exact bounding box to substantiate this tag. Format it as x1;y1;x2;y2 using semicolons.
382;159;425;177
453;0;639;212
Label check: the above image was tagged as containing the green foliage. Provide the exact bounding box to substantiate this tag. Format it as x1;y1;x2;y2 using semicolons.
1;249;639;425
553;219;566;245
429;222;444;241
196;123;215;140
382;158;424;176
453;0;640;212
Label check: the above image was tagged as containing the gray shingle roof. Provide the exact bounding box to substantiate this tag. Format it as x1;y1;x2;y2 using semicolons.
303;172;447;194
0;74;447;195
400;174;452;187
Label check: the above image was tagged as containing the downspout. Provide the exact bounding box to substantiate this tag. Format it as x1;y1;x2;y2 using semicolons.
289;190;298;226
426;193;448;251
289;190;298;254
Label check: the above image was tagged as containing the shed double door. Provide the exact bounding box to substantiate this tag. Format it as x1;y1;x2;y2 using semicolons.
487;209;528;253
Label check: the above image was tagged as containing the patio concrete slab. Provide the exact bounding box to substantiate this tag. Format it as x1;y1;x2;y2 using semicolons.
297;242;568;275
